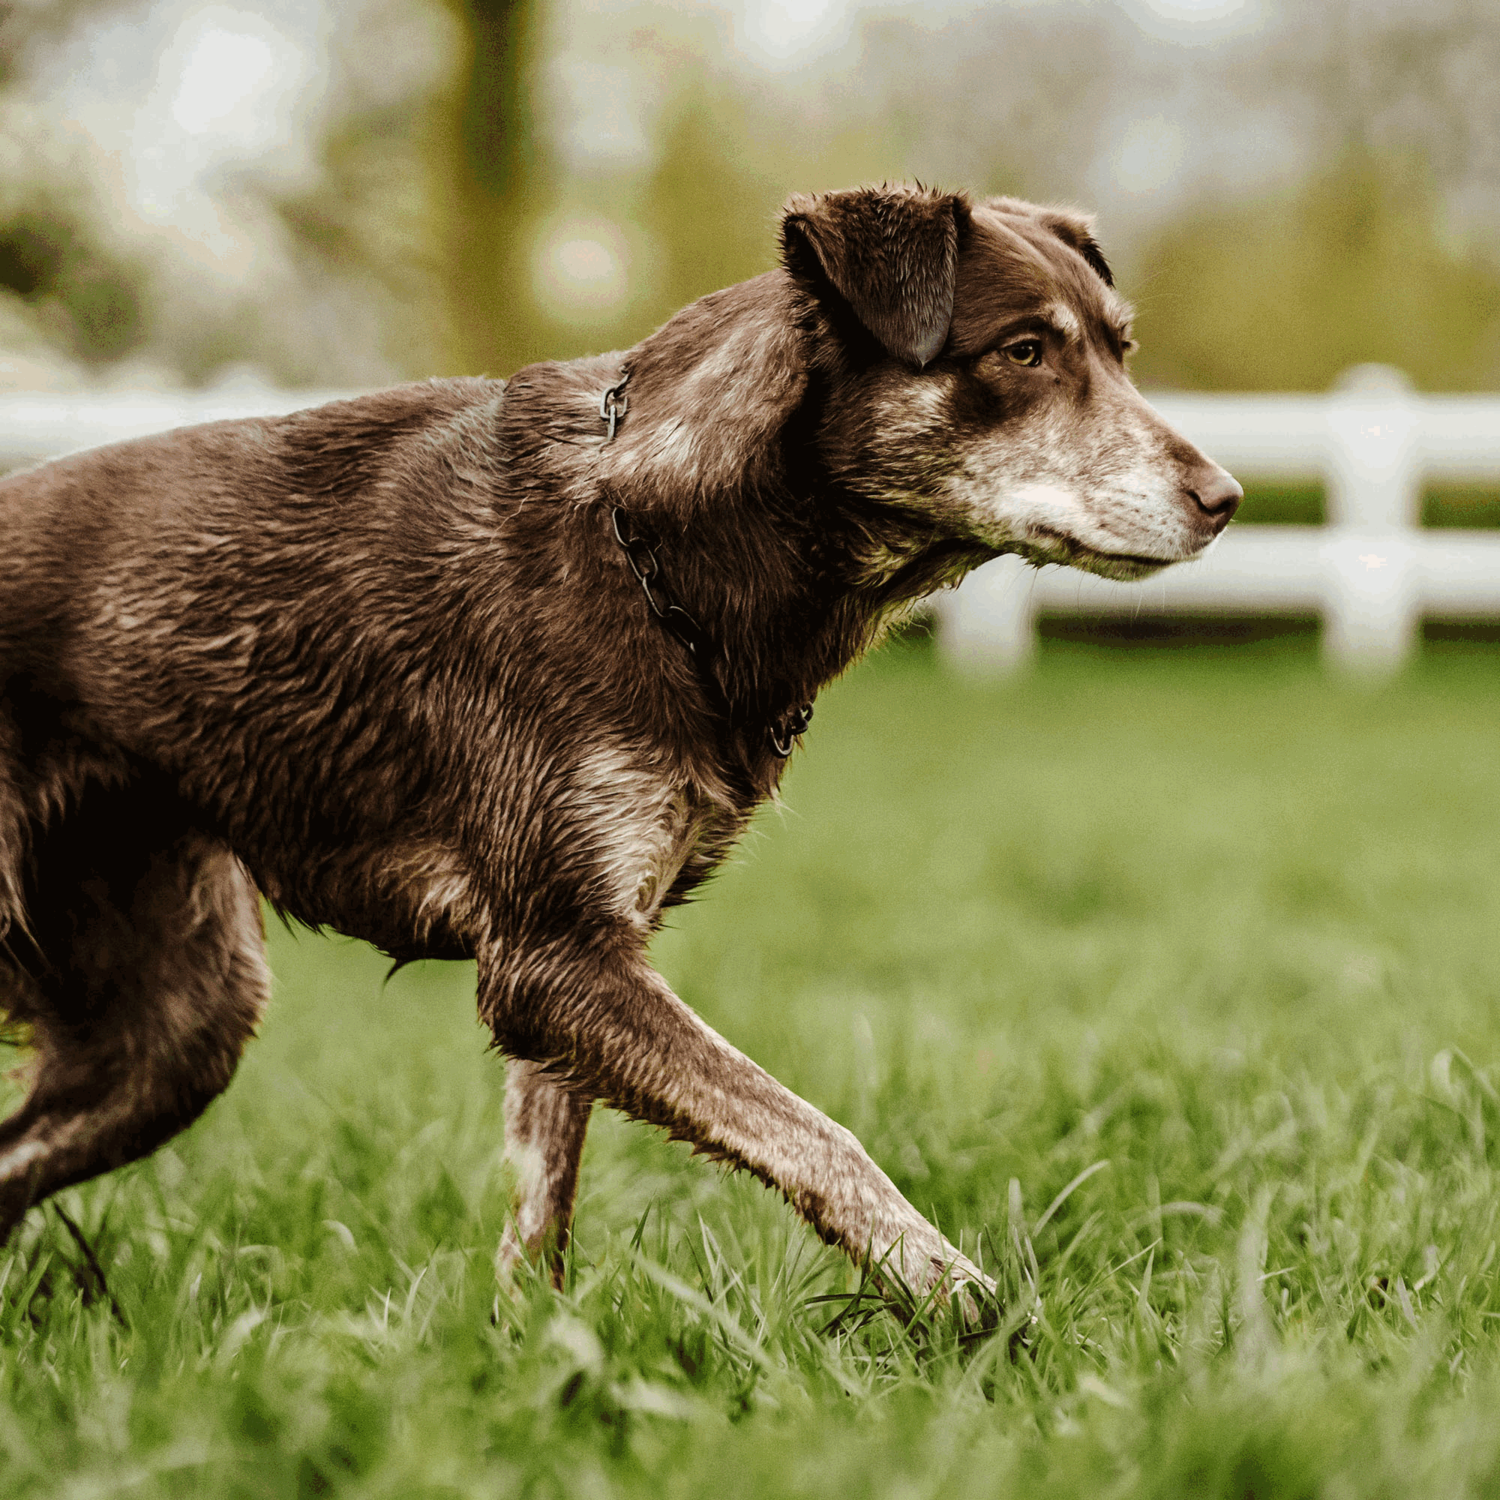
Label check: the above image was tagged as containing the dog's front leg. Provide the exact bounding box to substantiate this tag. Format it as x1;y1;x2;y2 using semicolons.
485;945;991;1302
496;1057;593;1289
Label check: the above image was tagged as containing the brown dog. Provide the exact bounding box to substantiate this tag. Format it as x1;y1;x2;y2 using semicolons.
0;186;1238;1300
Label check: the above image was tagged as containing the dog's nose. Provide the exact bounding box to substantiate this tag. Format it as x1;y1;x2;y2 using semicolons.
1185;463;1243;533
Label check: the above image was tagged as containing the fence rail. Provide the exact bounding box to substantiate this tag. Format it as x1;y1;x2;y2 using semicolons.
938;366;1500;676
0;386;355;472
3;367;1497;677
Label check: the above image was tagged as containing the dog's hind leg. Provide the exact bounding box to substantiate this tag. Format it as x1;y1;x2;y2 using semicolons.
495;1058;592;1289
0;789;267;1242
485;942;992;1304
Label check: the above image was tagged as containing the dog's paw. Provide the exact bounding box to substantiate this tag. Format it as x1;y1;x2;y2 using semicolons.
863;1234;998;1325
930;1244;1000;1327
494;1222;568;1298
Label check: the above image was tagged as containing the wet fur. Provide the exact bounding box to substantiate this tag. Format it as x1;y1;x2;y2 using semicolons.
0;186;1237;1294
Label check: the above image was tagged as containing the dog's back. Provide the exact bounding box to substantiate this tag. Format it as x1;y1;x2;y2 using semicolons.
0;380;508;875
0;376;502;647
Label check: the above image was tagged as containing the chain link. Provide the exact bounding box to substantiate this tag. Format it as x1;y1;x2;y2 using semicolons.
769;702;814;759
611;507;707;660
600;372;631;441
608;483;814;758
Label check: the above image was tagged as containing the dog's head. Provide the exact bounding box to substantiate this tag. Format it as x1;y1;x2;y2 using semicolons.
782;185;1240;582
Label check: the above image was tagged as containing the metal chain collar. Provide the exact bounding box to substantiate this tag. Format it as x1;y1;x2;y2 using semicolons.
610;506;710;663
599;371;630;440
601;369;812;759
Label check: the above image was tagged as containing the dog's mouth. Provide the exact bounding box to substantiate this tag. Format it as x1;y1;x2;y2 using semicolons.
1016;527;1181;582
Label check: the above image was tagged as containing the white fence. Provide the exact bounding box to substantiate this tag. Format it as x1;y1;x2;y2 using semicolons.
0;384;356;472
936;365;1500;677
2;367;1498;679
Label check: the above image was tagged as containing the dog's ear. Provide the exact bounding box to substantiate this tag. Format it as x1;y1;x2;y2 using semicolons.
1040;209;1113;288
984;196;1115;289
781;185;969;368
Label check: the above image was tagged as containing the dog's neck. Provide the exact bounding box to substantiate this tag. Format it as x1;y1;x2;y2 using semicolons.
494;273;986;766
590;275;981;710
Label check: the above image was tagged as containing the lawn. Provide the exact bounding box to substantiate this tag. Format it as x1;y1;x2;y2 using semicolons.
2;630;1499;1498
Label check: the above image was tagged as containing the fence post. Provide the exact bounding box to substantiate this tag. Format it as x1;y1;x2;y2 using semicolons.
1320;364;1422;676
933;555;1035;675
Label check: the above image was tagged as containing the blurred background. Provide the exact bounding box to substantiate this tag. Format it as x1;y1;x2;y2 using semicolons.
2;0;1497;396
1;0;1497;652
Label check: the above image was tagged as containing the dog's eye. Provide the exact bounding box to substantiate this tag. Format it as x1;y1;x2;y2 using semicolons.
1003;340;1043;368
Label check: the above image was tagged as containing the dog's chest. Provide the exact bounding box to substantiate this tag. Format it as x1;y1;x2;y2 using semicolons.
568;743;724;932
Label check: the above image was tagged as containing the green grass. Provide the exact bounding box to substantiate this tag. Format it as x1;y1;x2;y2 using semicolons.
4;634;1500;1497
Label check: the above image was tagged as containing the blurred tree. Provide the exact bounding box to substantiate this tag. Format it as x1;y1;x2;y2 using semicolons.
631;91;781;322
433;0;547;375
231;0;546;384
263;48;459;384
859;5;1130;208
1256;0;1500;237
0;190;144;365
1129;153;1500;392
0;0;130;87
0;1;150;372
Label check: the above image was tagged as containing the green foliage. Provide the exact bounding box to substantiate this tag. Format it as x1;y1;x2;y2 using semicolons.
0;199;144;364
429;0;549;377
1131;152;1500;392
406;6;915;377
629;93;784;330
3;636;1500;1494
